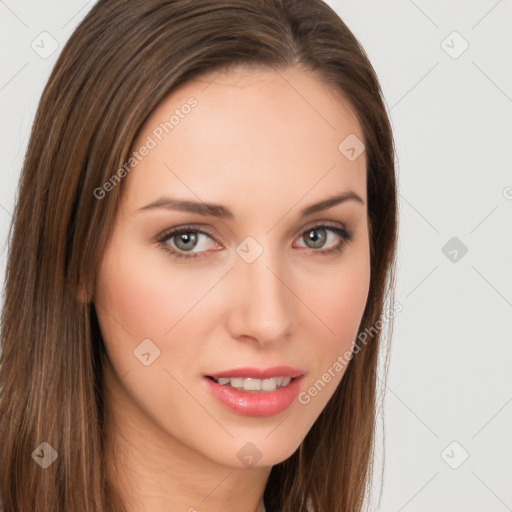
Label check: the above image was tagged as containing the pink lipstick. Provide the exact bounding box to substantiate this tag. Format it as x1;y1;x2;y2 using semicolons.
203;366;304;417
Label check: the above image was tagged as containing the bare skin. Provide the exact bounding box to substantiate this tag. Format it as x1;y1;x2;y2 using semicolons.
94;64;370;512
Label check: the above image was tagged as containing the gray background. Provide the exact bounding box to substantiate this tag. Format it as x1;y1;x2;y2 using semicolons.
1;1;511;511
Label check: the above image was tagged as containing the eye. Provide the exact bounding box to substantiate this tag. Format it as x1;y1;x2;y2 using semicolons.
156;223;354;261
157;226;220;260
295;223;354;255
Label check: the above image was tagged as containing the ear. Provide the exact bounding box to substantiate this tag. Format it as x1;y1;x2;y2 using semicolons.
75;282;92;304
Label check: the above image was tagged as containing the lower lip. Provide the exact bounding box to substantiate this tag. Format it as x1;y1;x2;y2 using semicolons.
202;376;303;417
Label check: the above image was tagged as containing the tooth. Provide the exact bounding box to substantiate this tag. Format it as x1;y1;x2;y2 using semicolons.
261;377;277;391
230;377;244;388
243;378;262;391
214;376;293;390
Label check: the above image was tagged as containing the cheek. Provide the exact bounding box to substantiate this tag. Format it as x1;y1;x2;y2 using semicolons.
307;243;371;369
95;243;211;346
325;265;370;340
327;241;371;322
294;253;370;420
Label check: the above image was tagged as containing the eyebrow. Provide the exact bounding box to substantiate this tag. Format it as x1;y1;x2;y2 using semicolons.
137;191;364;219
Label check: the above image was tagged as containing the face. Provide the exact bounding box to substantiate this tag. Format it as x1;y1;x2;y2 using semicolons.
94;65;370;469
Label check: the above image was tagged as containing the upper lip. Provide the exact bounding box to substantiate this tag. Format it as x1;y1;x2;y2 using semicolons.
206;366;304;380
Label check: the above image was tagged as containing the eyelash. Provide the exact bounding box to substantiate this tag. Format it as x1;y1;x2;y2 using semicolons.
156;223;354;261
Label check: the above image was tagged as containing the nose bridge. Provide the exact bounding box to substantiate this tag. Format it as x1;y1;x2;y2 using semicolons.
229;237;292;343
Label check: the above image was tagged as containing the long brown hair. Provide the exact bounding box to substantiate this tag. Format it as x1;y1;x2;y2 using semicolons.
0;1;398;511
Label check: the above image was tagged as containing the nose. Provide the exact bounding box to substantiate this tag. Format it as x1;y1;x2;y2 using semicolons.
226;244;293;347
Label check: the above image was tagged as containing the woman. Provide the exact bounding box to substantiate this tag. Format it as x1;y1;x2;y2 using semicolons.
0;0;398;511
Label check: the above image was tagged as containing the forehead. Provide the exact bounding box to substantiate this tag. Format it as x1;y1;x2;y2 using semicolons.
122;65;366;214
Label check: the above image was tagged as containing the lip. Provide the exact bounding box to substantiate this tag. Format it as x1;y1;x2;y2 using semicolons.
205;366;304;380
203;374;304;417
203;366;305;418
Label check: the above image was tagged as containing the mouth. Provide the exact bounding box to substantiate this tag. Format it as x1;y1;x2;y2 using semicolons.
202;366;305;417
